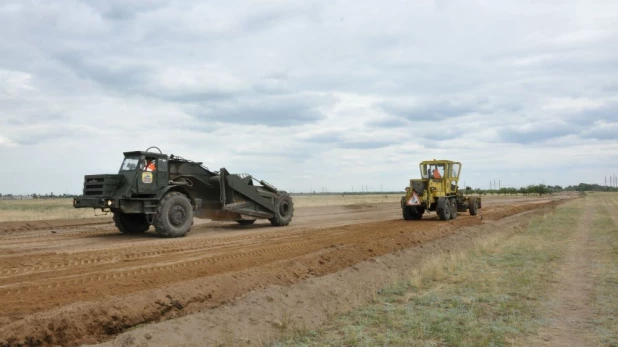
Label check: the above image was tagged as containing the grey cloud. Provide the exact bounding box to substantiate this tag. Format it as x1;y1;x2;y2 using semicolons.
300;132;397;149
338;140;396;150
187;94;335;127
302;132;343;144
86;1;168;21
498;126;578;144
54;53;152;91
379;99;485;121
366;117;409;128
581;127;617;141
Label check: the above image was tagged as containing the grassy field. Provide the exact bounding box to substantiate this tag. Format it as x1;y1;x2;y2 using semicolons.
0;199;107;222
292;194;402;207
270;199;604;346
590;195;618;346
0;194;405;222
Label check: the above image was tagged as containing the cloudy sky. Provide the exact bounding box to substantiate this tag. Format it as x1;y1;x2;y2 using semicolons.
1;0;617;195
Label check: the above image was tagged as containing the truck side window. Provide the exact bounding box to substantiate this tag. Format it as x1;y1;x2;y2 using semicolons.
158;159;168;171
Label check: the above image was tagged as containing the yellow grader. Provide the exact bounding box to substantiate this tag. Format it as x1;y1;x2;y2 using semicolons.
401;159;480;220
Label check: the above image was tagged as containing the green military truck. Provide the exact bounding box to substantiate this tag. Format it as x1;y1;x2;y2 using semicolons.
73;147;293;237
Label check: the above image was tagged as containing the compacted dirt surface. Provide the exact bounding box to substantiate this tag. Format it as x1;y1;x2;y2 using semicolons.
0;195;573;346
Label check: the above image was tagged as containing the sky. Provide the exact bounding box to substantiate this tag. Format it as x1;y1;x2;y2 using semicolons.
1;0;617;195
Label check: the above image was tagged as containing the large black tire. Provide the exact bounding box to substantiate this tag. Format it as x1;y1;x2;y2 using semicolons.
269;191;294;226
449;198;458;220
153;191;194;238
236;219;256;225
113;211;150;234
469;198;479;216
403;206;423;220
437;197;450;221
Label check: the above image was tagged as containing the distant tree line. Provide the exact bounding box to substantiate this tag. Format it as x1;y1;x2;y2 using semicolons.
1;182;616;199
463;183;618;196
0;193;79;199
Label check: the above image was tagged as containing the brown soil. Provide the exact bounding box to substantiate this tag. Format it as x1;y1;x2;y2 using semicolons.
0;195;573;346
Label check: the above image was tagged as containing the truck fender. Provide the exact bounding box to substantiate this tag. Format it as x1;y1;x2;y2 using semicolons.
155;186;198;209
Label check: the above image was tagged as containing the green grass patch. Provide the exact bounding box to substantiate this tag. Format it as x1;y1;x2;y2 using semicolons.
271;204;581;347
590;196;618;346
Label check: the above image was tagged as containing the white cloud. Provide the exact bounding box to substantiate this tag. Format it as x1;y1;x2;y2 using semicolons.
0;0;617;194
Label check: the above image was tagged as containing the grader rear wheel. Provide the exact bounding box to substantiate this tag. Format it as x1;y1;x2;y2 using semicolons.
469;198;479;216
449;198;458;220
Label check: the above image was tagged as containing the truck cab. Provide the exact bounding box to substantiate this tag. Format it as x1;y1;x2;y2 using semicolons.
119;151;169;195
74;150;170;211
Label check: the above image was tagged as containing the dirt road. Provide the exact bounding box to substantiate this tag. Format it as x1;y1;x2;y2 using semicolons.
0;195;571;346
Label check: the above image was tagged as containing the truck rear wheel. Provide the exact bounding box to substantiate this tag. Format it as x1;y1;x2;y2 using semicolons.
154;191;194;238
113;211;150;234
269;192;294;226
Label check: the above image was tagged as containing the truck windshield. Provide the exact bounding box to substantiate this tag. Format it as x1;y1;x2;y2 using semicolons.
120;157;139;171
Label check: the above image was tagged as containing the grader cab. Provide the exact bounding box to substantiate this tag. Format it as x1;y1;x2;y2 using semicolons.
401;160;480;221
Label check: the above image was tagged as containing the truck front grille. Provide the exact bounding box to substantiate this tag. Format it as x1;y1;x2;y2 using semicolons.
83;175;122;197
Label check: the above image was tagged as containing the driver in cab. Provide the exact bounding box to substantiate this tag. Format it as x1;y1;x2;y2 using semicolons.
145;159;156;172
432;166;442;179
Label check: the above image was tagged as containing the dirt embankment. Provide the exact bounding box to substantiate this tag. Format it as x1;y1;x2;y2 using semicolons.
0;195;573;346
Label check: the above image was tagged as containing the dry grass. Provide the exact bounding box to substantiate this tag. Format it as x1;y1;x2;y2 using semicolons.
271;202;581;347
292;194;402;207
0;199;109;222
589;195;618;346
0;194;402;223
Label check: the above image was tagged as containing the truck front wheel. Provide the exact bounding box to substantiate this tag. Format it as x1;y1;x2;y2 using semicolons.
154;192;194;238
113;211;150;234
